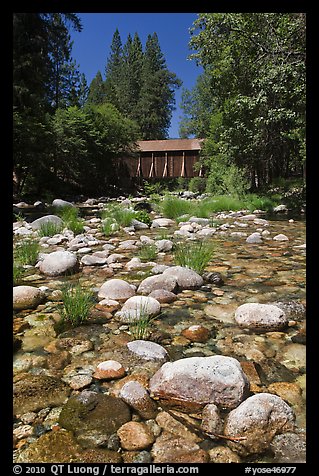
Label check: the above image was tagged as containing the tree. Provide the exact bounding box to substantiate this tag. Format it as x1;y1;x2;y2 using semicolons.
186;13;306;188
104;28;123;109
87;71;106;105
137;33;182;139
13;12;84;196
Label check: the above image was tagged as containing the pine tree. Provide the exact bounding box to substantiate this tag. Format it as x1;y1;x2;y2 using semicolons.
104;28;123;108
137;33;181;139
87;71;105;105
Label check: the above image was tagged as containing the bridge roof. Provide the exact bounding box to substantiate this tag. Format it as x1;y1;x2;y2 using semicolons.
136;138;203;152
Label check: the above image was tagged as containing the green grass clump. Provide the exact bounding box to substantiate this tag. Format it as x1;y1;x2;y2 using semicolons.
137;243;158;262
173;240;214;274
127;303;157;340
134;210;152;226
159;196;194;219
101;217;119;237
38;221;63;237
14;238;40;265
60;283;95;328
101;203;136;228
13;262;24;285
56;206;84;235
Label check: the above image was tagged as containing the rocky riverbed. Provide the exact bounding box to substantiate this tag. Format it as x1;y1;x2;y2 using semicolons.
13;196;306;464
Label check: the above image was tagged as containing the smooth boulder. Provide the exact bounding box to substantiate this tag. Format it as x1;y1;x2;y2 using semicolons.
149;355;249;412
235;303;288;331
39;250;79;276
163;266;203;290
224;393;295;456
98;279;135;302
13;286;45;311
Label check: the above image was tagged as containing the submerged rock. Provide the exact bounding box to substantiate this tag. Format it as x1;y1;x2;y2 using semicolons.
14;374;70;415
59;390;131;448
224;393;295;456
163;266;203;290
235;303;288;331
149;355;249;412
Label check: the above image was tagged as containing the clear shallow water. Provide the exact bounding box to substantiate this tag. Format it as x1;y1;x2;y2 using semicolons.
13;210;306;463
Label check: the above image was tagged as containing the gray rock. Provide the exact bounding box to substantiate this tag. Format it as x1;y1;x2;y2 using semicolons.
131;219;149;230
80;254;108;266
116;295;161;322
98;279;135;301
273;204;288;213
151;433;209;463
155;239;173;252
151;218;175;228
119;380;158;419
273;234;289;241
271;301;306;321
39;250;79;276
13;286;45;311
148;289;177;303
246;232;263;243
52;199;74;208
270;432;306;463
137;274;178;295
189;217;210;226
149;355;249;412
127;340;169;361
163;266;204;290
224;393;295;456
30;215;63;231
200;403;224;439
235;303;288;331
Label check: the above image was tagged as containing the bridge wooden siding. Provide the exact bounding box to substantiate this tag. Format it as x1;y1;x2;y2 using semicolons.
119;138;203;179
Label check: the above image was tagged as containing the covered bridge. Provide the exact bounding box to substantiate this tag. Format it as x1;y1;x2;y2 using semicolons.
119;138;204;179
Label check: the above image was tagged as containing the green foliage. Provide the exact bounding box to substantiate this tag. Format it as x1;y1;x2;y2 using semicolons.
38;221;63;237
56;206;84;235
205;159;250;198
127;303;156;340
13;262;24;285
137;243;158;262
101;203;136;228
184;13;306;188
134;210;152;226
173;240;214;274
14;239;40;266
101;217;119;237
60;283;94;327
188;177;206;194
159;196;194;220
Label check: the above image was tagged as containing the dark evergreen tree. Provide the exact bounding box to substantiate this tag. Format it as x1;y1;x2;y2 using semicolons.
104;28;123;108
137;33;181;139
87;71;106;105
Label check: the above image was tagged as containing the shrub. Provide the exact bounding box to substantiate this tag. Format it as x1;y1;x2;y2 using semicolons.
134;210;152;226
14;239;40;265
60;283;94;328
173;240;214;274
189;177;206;194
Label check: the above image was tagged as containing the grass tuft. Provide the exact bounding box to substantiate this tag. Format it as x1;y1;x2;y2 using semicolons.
173;240;214;275
59;283;94;328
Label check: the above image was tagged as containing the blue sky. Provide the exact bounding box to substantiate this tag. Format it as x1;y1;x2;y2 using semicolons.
70;13;202;138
